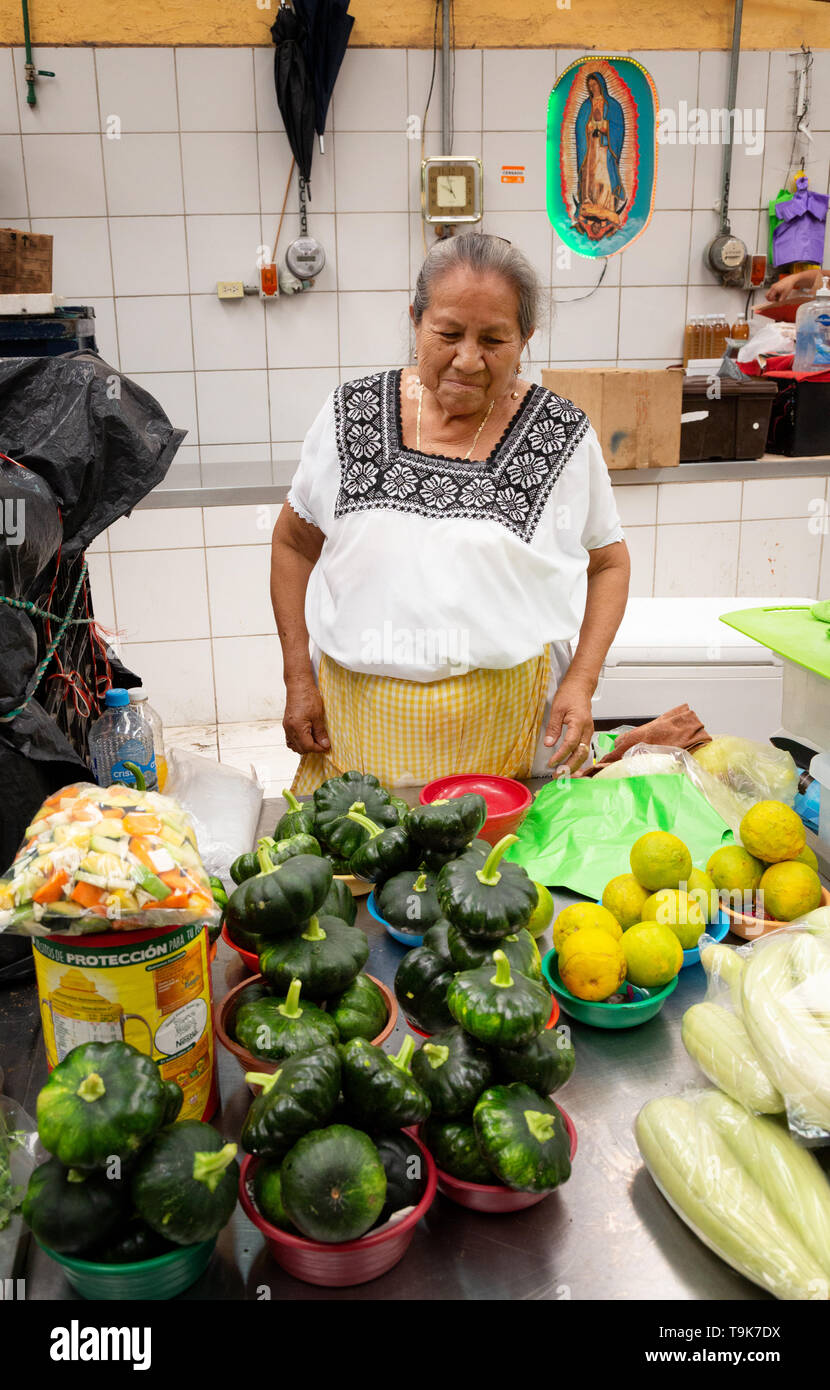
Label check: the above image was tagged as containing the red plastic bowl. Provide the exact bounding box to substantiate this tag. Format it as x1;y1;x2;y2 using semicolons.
420;774;533;846
239;1133;438;1286
222;921;259;973
215;971;398;1085
423;1103;577;1213
406;992;560;1040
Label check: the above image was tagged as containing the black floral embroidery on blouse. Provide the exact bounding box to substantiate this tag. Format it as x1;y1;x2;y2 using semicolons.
333;370;588;543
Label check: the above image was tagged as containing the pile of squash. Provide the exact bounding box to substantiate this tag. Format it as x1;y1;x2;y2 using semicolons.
21;1040;238;1261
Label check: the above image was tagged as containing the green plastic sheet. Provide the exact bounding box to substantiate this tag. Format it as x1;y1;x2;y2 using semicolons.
504;773;733;901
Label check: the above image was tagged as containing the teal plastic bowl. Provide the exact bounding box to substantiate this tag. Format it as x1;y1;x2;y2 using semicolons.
541;949;678;1029
35;1235;216;1300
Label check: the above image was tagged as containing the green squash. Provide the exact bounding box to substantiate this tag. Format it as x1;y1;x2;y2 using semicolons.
209;876;228;911
422;1117;494;1184
347;809;413;883
447;950;550;1047
253;1160;296;1233
437;833;537;940
257;914;368;1000
92;1219;174;1265
373;1131;428;1225
389;795;411;827
274;789;317;841
417;846;460;874
225;917;266;955
473;1084;572;1193
339;1035;431;1131
407;792;488;854
393;935;455;1035
36;1040;167;1171
280;1125;387;1243
319;876;358;925
160;1079;184;1127
313;772;398;858
233;979;339;1062
327;973;388;1042
22;1158;131;1255
225;851;333;940
376;868;442;935
268;832;321;864
447;924;542;979
494;1029;576;1095
241;1045;341;1158
230;847;263;886
411;1025;493;1119
132;1121;239;1245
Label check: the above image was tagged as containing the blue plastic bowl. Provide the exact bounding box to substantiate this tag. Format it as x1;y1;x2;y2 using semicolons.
595;901;730;969
366;890;424;947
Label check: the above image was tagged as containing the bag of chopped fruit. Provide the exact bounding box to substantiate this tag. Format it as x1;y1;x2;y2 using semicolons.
0;770;221;937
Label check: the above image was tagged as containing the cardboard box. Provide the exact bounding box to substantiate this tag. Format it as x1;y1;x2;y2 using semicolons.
541;368;683;469
0;228;53;294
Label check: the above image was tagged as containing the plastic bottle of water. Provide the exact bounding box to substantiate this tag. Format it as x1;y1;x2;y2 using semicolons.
88;688;158;790
793;277;830;372
128;689;167;790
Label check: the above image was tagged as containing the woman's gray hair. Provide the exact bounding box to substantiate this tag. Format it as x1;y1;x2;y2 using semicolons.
412;233;540;342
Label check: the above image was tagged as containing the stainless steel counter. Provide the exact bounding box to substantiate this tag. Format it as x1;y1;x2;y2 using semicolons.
15;784;826;1301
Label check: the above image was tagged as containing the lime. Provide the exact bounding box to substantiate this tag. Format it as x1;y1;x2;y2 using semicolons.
642;889;705;950
629;831;692;891
526;881;554;939
621;921;683;988
759;862;822;922
740;800;805;864
601;873;650;930
558;927;627;1002
552;902;622;955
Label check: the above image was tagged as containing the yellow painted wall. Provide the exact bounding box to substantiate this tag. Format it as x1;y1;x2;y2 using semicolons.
1;0;828;49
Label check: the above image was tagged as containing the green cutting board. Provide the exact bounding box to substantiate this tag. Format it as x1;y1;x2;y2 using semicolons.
719;605;830;680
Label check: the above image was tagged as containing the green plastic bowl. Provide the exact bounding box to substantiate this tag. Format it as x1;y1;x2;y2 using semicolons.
35;1236;216;1300
541;949;678;1029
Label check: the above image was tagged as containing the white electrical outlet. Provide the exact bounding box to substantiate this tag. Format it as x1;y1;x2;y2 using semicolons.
216;281;244;300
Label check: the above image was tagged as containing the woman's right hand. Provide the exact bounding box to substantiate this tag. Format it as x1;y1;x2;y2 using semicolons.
283;679;331;755
765;268;822;302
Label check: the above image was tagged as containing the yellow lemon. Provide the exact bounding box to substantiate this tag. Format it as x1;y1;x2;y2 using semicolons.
629;831;692;891
686;866;718;924
552;901;622;954
601;873;651;930
558;927;627;1002
759;862;822;922
526;881;555;939
621;921;683;988
794;843;819;872
641;889;706;951
739;800;805;864
706;844;764;893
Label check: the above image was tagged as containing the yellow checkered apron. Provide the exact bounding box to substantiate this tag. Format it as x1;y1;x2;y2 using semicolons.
291;645;552;794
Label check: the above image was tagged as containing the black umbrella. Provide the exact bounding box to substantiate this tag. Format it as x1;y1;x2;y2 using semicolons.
271;4;316;184
293;0;354;150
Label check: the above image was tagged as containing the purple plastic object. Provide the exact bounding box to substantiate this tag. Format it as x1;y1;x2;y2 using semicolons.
773;176;828;266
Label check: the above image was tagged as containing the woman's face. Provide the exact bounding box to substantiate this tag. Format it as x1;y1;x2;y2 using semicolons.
587;77;600;97
411;266;531;418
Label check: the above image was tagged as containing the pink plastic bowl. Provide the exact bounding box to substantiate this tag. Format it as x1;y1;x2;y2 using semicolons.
423;1102;577;1213
222;922;259;974
420;774;533;846
239;1133;438;1286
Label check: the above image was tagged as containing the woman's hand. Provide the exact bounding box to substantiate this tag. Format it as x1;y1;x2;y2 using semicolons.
765;268;822;302
283;678;331;755
543;677;594;774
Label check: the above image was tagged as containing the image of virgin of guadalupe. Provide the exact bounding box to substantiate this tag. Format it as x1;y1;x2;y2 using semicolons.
573;70;627;242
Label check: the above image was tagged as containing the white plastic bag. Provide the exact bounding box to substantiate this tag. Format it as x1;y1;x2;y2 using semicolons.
164;748;263;884
737;316;796;363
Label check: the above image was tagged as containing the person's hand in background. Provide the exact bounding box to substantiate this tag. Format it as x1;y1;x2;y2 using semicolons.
283;678;330;755
765;267;823;302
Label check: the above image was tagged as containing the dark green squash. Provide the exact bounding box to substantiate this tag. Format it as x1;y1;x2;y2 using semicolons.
339;1035;431;1131
209;876;228;911
494;1029;576;1095
253;1160;296;1233
347;808;413;882
373;1132;428;1225
447;949;550;1047
160;1079;184;1127
233;979;339;1062
407;793;488;854
22;1158;131;1254
437;833;537;940
280;1125;387;1243
92;1218;174;1264
473;1084;571;1193
225;916;266;955
319;876;358;925
241;1045;341;1157
422;1117;494;1184
225;850;333;939
257;914;368;1000
230;847;264;886
447;924;542;979
274;789;317;841
417;846;460;874
389;795;411;827
268;832;321;864
411;1025;493;1119
393;937;455;1035
327;973;388;1042
376;867;442;935
313;772;398;858
132;1121;239;1245
36;1040;167;1171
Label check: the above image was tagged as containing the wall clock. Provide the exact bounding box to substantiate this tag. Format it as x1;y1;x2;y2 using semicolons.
421;156;483;225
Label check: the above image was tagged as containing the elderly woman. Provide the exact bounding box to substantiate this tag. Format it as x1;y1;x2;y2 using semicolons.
270;234;630;794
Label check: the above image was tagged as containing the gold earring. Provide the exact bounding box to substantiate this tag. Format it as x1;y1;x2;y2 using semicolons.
511;367;520;399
